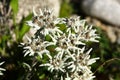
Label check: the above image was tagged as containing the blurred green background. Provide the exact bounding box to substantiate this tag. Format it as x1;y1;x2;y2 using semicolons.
0;0;120;80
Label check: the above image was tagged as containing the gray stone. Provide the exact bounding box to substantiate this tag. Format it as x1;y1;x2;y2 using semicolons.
81;0;120;26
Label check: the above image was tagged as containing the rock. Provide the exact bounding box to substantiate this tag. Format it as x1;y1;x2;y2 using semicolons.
81;0;120;26
117;32;120;44
106;26;117;43
17;0;61;23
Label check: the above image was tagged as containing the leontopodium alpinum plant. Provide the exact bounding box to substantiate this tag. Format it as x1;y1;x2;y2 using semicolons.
21;8;100;80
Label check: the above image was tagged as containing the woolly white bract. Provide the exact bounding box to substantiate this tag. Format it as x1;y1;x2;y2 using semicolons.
0;58;6;75
21;8;100;80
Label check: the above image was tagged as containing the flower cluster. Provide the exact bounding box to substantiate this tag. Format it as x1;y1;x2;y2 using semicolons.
21;8;100;80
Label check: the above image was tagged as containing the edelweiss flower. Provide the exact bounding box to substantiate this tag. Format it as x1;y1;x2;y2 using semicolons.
55;34;75;59
23;37;53;58
67;31;85;46
40;53;66;73
65;16;81;33
64;47;99;80
65;16;99;43
78;25;100;42
67;47;99;72
70;71;95;80
27;8;63;38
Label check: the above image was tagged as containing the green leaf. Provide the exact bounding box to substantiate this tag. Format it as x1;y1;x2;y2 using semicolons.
59;0;73;17
18;14;32;40
19;24;30;40
10;0;18;15
39;74;45;79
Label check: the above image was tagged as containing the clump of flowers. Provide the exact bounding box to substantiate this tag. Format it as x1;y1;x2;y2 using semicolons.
21;8;100;80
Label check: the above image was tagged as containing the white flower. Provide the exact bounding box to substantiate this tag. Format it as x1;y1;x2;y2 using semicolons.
27;8;63;37
71;71;95;80
40;53;66;73
64;47;99;80
23;37;53;58
77;25;99;42
65;16;99;43
55;34;77;59
67;31;85;46
65;16;83;33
